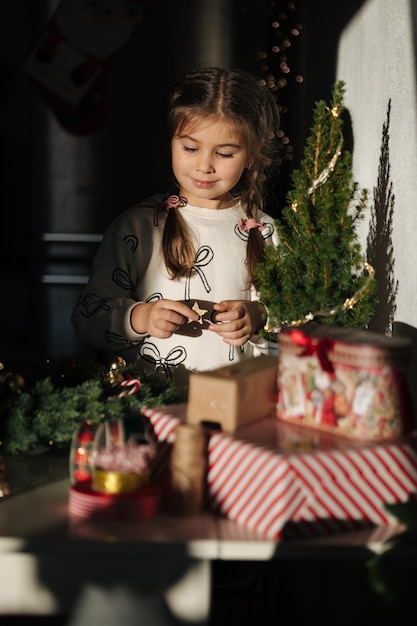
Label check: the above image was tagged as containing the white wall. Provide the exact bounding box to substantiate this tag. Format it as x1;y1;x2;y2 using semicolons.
336;0;417;331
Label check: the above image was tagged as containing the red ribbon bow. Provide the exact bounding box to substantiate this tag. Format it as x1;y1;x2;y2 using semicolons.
289;329;335;375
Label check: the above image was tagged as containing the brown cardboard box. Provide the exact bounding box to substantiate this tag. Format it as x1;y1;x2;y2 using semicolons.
186;355;277;433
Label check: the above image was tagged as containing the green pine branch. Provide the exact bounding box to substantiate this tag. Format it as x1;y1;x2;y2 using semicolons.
1;358;184;455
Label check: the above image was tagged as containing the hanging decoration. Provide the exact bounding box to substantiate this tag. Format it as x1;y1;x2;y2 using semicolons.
24;0;150;134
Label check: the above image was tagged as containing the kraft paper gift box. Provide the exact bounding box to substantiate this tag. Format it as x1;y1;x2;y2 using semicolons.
277;323;414;441
186;354;278;433
142;404;417;539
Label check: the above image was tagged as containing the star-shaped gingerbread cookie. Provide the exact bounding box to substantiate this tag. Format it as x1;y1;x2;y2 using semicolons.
188;301;209;324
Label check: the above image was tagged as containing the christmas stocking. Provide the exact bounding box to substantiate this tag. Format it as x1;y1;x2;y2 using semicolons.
25;0;149;134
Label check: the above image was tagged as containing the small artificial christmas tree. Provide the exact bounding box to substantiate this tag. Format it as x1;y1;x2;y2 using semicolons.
256;81;377;339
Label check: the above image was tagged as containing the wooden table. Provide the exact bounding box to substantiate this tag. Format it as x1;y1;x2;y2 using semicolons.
0;451;402;625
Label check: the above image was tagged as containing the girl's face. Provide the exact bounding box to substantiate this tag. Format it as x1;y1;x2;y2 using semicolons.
171;116;250;209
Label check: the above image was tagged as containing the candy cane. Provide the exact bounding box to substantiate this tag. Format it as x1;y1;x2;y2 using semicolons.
114;378;141;398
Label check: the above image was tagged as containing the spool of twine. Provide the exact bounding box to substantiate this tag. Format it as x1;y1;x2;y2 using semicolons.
171;423;208;516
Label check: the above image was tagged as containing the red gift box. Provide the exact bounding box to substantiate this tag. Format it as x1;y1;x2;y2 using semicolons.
142;404;417;539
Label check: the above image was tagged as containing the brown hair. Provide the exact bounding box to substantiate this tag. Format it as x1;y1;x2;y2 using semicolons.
162;66;280;284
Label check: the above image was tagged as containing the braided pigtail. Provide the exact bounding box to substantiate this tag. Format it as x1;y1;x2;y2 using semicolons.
242;86;280;286
246;221;267;288
239;204;268;289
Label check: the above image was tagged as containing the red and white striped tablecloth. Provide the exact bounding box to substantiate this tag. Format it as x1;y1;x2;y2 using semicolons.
142;404;417;539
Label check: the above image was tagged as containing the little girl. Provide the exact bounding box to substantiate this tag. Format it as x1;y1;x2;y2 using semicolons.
72;66;280;388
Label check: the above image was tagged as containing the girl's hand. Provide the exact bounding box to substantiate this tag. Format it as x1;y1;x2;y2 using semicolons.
130;300;199;339
208;300;266;346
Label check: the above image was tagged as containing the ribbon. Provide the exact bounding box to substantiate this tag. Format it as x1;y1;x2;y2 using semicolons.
238;217;264;232
139;343;187;378
306;132;343;197
112;267;134;291
184;245;213;300
81;292;110;317
289;329;335;375
154;195;187;224
164;195;187;210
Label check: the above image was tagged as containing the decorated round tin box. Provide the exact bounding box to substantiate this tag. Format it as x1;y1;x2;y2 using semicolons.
277;323;414;440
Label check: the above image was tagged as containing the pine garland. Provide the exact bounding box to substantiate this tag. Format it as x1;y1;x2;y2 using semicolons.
256;81;377;339
0;356;184;455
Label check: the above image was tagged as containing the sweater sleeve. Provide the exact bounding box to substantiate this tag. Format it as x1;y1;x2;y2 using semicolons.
71;203;156;351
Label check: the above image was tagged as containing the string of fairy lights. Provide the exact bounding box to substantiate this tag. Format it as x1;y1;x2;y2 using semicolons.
255;0;304;168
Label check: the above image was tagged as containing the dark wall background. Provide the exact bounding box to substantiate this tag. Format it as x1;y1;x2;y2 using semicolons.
0;0;366;361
